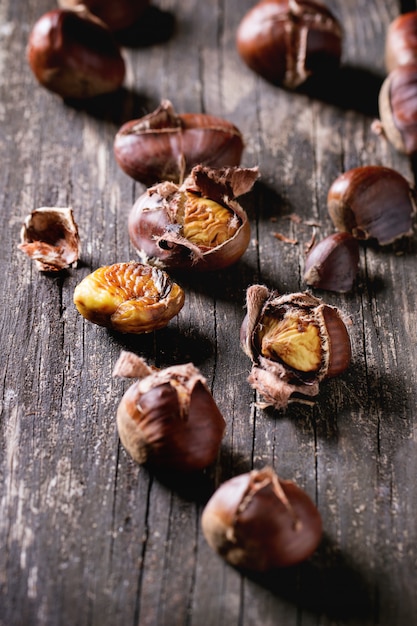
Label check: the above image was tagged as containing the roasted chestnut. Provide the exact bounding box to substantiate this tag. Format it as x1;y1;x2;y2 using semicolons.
327;166;416;245
113;100;245;186
240;286;351;409
27;7;125;99
385;11;417;72
236;0;342;89
113;351;226;472
201;466;323;571
128;165;258;271
57;0;150;31
304;232;360;293
73;262;184;333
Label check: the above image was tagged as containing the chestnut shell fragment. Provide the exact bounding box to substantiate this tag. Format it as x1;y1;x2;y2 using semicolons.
304;232;360;293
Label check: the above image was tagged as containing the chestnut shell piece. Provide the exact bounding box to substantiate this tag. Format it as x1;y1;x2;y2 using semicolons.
304;232;360;293
113;351;226;472
113;100;245;185
73;262;184;333
240;286;351;409
236;0;342;89
327;165;416;245
27;7;125;99
57;0;150;31
201;467;323;571
385;11;417;72
128;165;258;271
18;207;81;272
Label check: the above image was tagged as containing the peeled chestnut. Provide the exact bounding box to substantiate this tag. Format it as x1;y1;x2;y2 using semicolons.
236;0;342;89
240;286;351;409
73;262;184;333
385;11;417;72
27;7;125;99
201;466;322;571
57;0;150;32
304;232;360;293
113;351;226;472
328;166;416;245
128;165;258;271
113;100;245;186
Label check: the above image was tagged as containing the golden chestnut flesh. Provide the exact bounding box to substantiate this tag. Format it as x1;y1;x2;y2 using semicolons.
201;467;323;571
27;8;125;99
114;100;245;185
73;262;184;333
385;11;417;72
304;232;360;293
240;286;351;409
57;0;150;31
328;166;416;245
236;0;342;89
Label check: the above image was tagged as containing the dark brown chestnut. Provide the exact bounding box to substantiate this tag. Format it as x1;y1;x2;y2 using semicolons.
385;11;417;72
128;165;258;271
57;0;150;32
113;351;226;472
113;100;245;186
304;232;360;293
328;166;416;245
201;466;323;571
27;7;125;99
240;286;351;409
236;0;342;89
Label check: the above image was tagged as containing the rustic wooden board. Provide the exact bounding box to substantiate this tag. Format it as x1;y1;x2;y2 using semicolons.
1;0;417;624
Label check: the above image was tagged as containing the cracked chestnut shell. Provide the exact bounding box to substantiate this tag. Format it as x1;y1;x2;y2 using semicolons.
236;0;342;89
114;100;245;185
304;232;360;293
128;165;258;271
201;467;322;571
385;11;417;72
27;7;125;99
113;351;226;472
328;166;416;245
73;262;184;333
57;0;150;31
240;286;351;409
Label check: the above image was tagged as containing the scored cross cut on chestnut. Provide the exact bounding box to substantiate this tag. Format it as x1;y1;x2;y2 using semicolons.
240;285;351;410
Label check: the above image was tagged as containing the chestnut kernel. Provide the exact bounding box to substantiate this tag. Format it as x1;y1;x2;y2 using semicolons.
236;0;342;89
304;232;360;293
328;165;416;245
113;351;226;472
201;467;322;571
57;0;150;32
385;11;417;72
240;286;351;409
27;7;126;99
128;165;258;271
73;262;184;333
113;100;245;185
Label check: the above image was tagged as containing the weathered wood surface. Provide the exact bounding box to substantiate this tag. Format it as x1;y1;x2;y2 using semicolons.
1;0;417;624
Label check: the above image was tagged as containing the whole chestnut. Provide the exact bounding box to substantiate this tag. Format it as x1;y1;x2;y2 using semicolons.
201;466;323;571
304;232;360;293
385;11;417;72
327;166;416;245
113;100;245;186
57;0;150;32
236;0;342;89
27;7;125;99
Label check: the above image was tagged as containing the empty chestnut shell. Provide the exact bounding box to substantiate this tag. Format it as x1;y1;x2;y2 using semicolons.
57;0;150;31
241;286;351;409
236;0;342;89
113;100;245;186
304;232;360;293
327;166;416;245
128;165;258;271
27;7;126;99
201;466;323;571
385;11;417;72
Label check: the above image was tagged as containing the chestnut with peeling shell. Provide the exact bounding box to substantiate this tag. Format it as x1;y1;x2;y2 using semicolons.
27;7;126;99
73;262;184;333
328;166;416;245
304;232;360;293
114;100;245;186
113;351;226;472
201;466;323;571
18;207;81;272
240;286;351;409
57;0;150;32
128;165;258;271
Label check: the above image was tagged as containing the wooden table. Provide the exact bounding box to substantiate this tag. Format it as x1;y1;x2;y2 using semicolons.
1;0;417;624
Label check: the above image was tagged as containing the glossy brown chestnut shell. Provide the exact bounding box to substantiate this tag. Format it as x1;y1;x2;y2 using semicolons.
304;232;360;293
113;351;226;472
128;165;258;271
114;100;245;185
385;11;417;72
236;0;342;89
57;0;150;31
27;7;125;99
328;166;416;245
240;286;351;409
201;466;323;571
